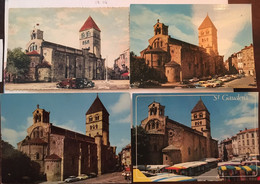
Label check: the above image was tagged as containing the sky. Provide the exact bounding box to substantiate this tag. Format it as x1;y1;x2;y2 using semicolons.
7;8;129;68
133;92;258;142
130;4;253;61
1;93;131;154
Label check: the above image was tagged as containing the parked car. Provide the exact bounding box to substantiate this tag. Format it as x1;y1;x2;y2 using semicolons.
77;174;89;180
64;176;80;183
56;78;72;88
189;77;199;83
88;172;97;178
56;78;94;89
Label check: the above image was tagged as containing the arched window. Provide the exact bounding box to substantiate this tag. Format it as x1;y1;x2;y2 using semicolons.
86;31;91;37
95;114;99;121
194;114;197;119
199;113;203;118
89;116;93;122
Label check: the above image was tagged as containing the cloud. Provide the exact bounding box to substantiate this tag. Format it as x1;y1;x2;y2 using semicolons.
116;138;131;152
55;120;84;134
110;93;130;114
1;116;6;123
116;114;131;124
2;128;27;148
192;4;252;59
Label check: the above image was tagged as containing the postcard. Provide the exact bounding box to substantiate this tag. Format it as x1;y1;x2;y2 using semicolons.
1;93;131;183
132;92;259;182
130;4;256;89
5;7;129;92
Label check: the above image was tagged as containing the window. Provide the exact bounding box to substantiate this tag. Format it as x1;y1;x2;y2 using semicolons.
252;139;255;145
199;113;203;118
246;134;249;138
87;31;91;37
242;134;244;139
89;116;93;122
188;147;191;155
81;32;85;39
95;114;99;121
194;114;197;119
36;152;40;160
247;140;249;145
252;133;254;138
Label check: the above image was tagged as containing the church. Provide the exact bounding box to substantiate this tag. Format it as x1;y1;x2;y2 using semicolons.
140;15;225;82
140;98;218;165
25;16;105;82
17;95;117;182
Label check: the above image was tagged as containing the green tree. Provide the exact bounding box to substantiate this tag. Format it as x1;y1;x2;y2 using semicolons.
130;52;167;85
6;47;31;82
1;140;41;183
131;126;150;165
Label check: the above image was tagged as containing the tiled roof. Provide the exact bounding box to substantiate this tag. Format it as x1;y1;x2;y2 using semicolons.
237;128;258;135
198;15;216;30
191;99;209;113
23;138;47;145
86;95;109;115
79;16;101;32
26;50;40;55
162;145;180;152
45;154;61;160
165;61;180;67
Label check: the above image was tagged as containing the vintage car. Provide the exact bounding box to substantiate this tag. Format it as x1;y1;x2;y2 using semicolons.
64;176;80;183
56;78;94;89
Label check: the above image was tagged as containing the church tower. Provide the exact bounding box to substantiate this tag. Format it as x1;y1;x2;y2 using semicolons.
26;24;44;54
191;98;211;138
33;104;50;124
79;16;101;58
141;101;166;134
153;19;168;36
86;95;110;146
198;15;218;55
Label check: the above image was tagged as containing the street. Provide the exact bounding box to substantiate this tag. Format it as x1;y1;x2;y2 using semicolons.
40;172;130;184
194;167;222;182
221;76;256;88
4;80;130;93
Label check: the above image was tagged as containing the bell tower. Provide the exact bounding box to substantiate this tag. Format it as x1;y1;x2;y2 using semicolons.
33;104;50;124
79;16;101;58
198;14;218;55
86;95;109;146
153;19;168;36
26;24;44;54
191;98;211;138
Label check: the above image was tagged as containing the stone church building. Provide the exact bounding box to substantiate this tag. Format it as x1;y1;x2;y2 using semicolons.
141;98;218;165
140;15;224;82
25;16;105;82
17;96;117;182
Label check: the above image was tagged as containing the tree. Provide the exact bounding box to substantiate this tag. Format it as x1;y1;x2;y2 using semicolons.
1;140;41;183
6;47;31;82
130;52;167;85
131;126;150;165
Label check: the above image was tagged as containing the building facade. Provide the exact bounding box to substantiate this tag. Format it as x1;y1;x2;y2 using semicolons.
119;143;131;168
25;16;105;82
219;128;259;160
140;99;218;166
140;15;224;83
17;96;117;182
113;49;129;79
225;44;255;76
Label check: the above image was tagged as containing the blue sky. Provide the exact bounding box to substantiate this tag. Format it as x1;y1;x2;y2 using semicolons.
7;8;129;68
133;93;258;142
1;93;131;154
130;4;253;61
